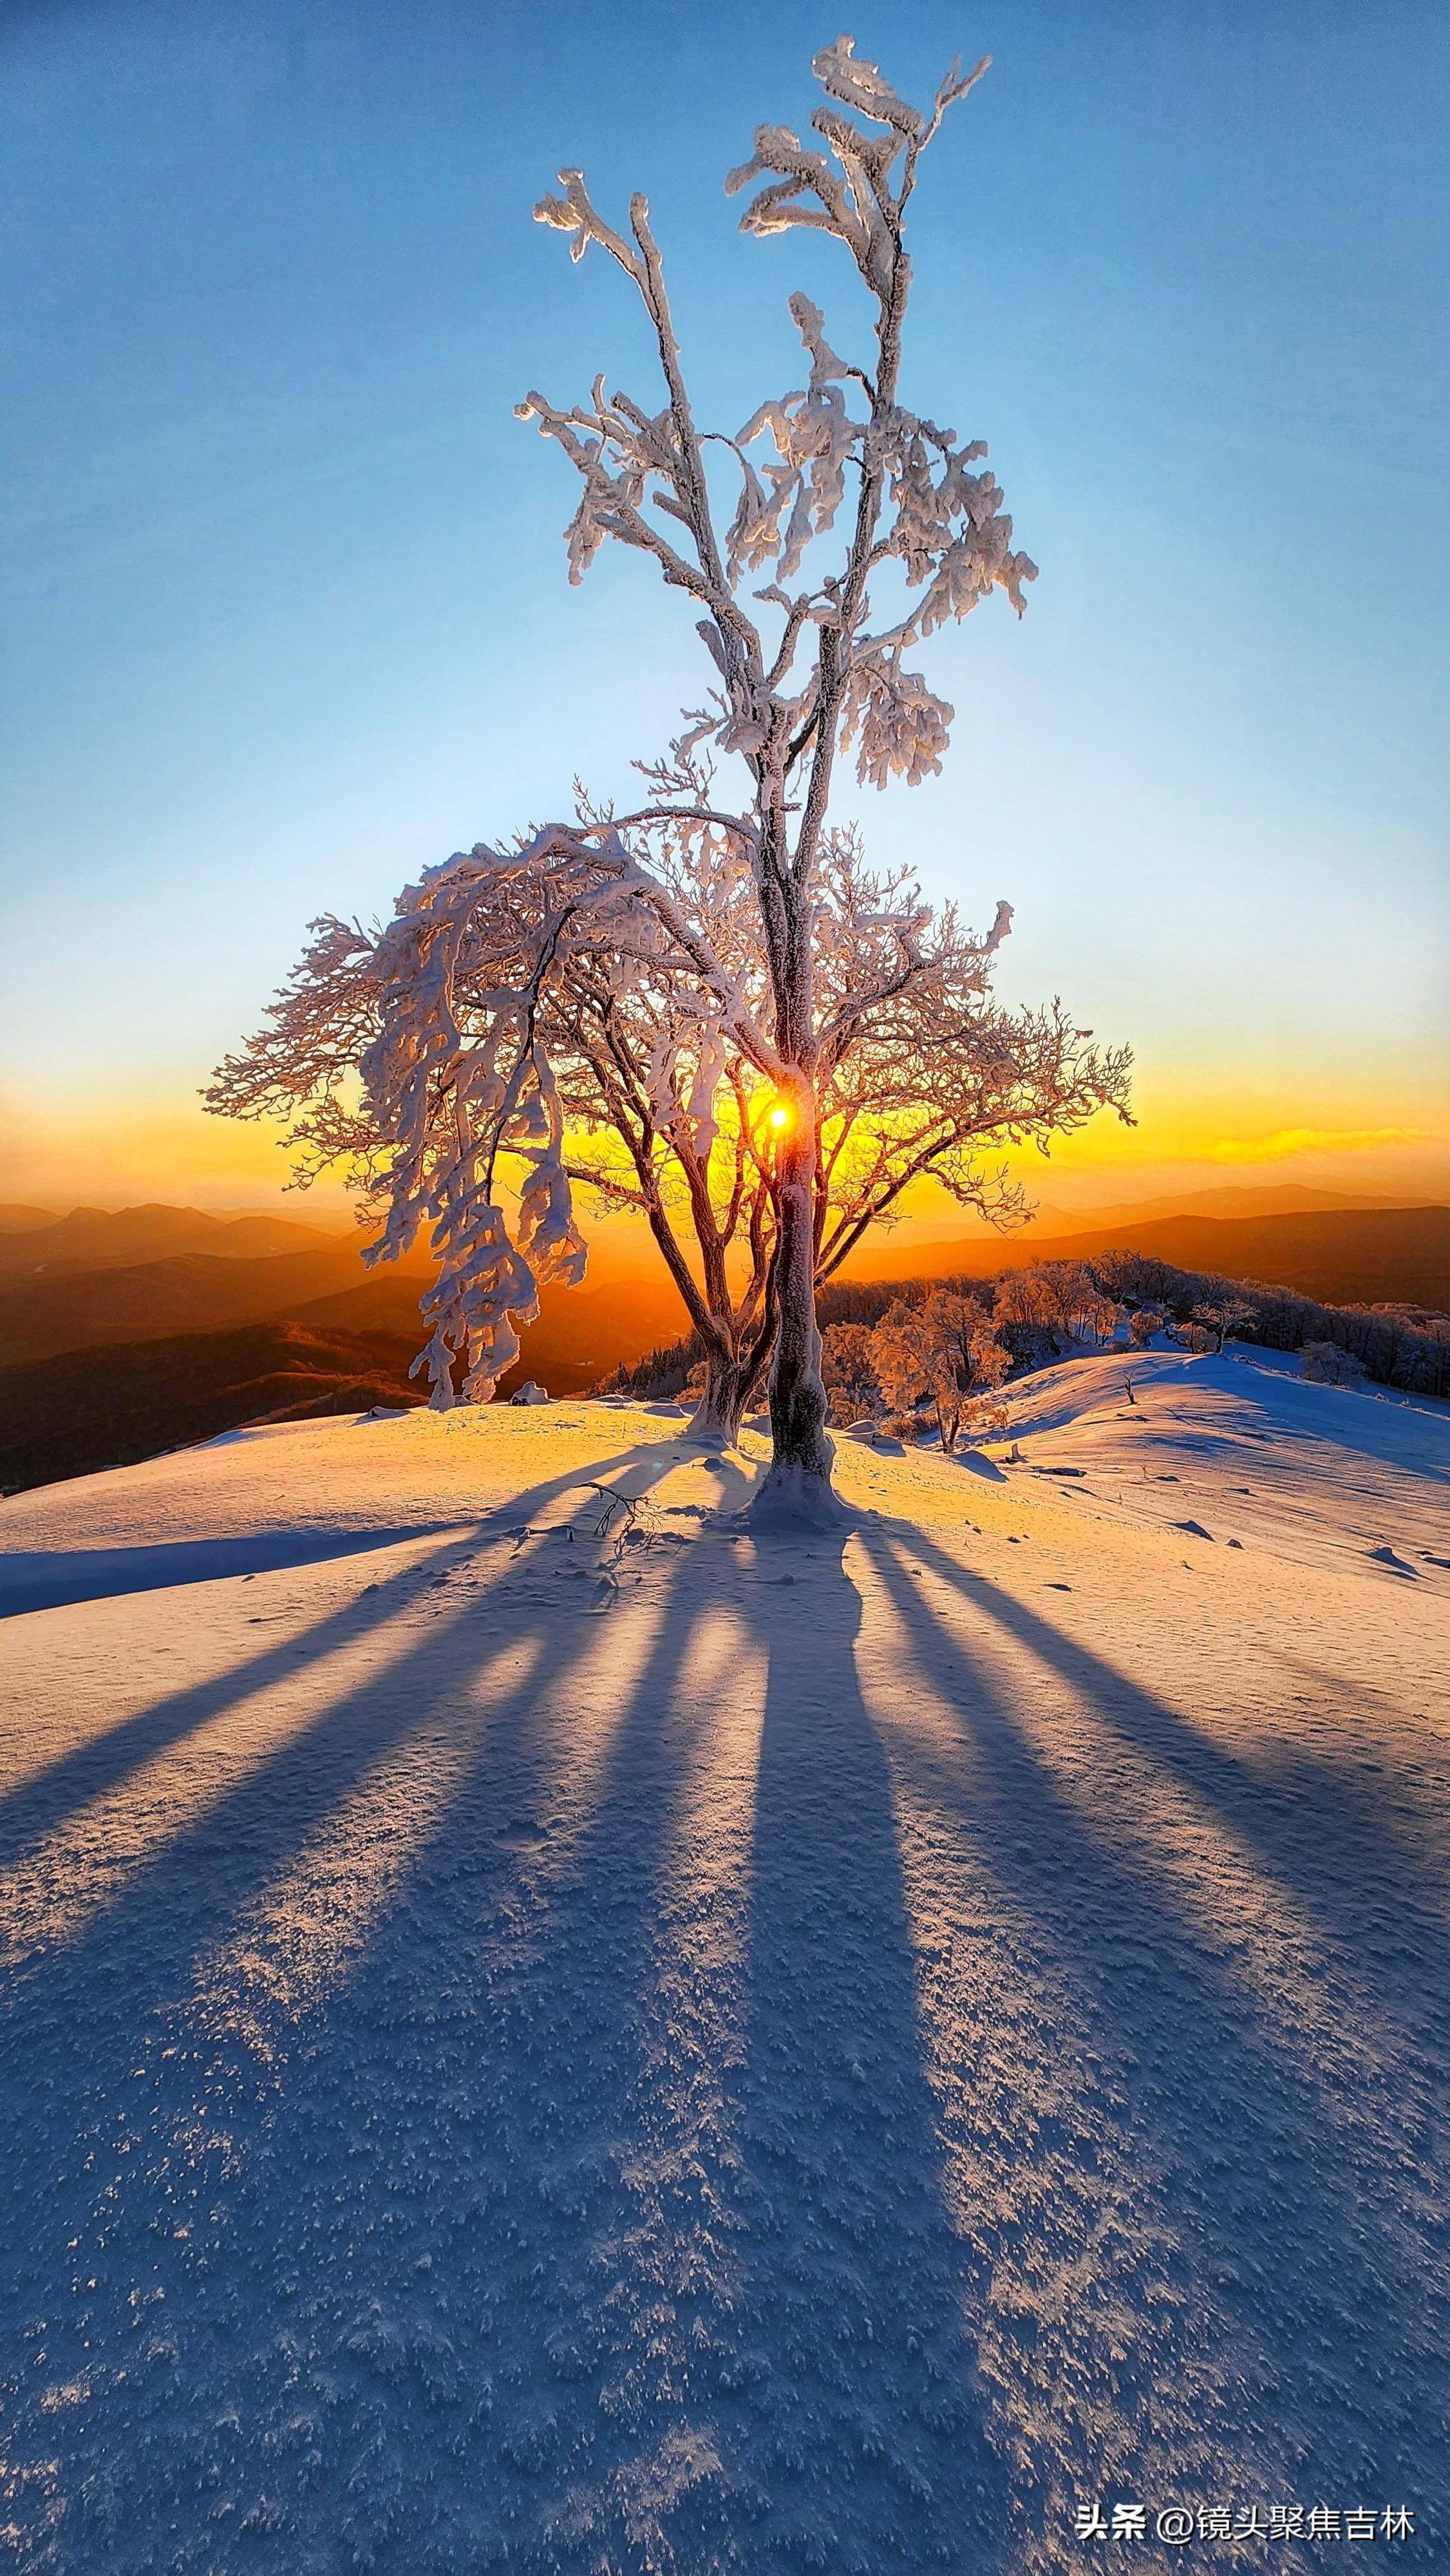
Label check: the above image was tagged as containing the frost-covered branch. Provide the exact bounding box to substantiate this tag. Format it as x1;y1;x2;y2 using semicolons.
522;35;1037;850
212;39;1131;1511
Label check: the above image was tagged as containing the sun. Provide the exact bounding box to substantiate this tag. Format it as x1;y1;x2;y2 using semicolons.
766;1101;792;1133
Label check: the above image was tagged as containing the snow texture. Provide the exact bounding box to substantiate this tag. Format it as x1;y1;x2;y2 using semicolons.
1;1358;1446;2570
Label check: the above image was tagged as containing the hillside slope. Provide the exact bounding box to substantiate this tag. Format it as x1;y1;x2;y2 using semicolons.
1;1376;1445;2571
848;1202;1450;1308
0;1238;406;1366
977;1347;1449;1578
1057;1202;1450;1306
0;1321;425;1495
0;1274;695;1496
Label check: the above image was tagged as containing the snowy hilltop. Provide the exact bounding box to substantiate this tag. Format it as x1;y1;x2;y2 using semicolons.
1;1355;1447;2571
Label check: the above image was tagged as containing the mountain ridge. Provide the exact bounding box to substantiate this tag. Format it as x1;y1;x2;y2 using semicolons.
0;1202;348;1278
843;1204;1450;1311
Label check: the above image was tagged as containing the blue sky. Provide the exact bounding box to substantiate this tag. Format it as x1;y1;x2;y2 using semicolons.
1;0;1446;1208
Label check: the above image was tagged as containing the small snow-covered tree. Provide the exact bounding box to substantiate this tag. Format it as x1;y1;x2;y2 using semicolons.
820;1320;881;1425
1127;1303;1167;1350
871;1289;1008;1453
1191;1294;1254;1354
1048;1262;1120;1347
1299;1339;1366;1387
992;1261;1116;1361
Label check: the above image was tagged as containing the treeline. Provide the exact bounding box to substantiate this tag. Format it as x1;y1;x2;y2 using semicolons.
1093;1249;1450;1397
598;1249;1450;1406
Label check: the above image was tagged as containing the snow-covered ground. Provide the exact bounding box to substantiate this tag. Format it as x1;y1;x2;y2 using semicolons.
983;1348;1450;1586
1;1361;1447;2571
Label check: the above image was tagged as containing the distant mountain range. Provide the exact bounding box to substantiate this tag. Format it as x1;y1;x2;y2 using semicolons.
1031;1181;1428;1231
0;1321;425;1493
0;1239;406;1367
0;1201;345;1277
1067;1204;1449;1306
848;1204;1450;1311
0;1206;692;1493
0;1191;1444;1495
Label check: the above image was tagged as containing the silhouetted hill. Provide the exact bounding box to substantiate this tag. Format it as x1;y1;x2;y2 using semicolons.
293;1266;690;1365
0;1238;424;1366
0;1205;56;1233
1053;1182;1425;1230
0;1321;428;1494
1043;1205;1450;1307
0;1201;343;1280
0;1262;694;1494
6;1199;1442;1493
847;1206;1450;1311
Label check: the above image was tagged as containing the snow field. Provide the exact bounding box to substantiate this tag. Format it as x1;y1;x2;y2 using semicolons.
1;1376;1446;2571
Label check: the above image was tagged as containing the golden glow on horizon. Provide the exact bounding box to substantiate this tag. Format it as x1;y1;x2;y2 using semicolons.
1198;1124;1424;1164
1;1070;1444;1219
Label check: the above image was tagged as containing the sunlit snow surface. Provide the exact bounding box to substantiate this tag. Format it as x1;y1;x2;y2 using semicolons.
1;1359;1447;2572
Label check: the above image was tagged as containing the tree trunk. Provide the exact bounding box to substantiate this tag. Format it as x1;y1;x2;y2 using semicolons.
753;1111;836;1523
689;1353;755;1446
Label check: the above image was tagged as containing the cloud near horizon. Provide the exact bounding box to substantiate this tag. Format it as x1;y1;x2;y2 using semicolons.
1203;1125;1431;1166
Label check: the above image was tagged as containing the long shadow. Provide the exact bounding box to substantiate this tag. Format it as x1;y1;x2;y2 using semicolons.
727;1526;1010;2569
0;1433;698;1965
308;1517;1008;2573
446;1521;1006;2571
0;1522;648;2566
370;1531;751;2568
13;1461;1442;2570
0;1487;742;2570
0;1525;479;1863
0;1486;1012;2573
854;1513;1448;2535
0;1523;476;1619
894;1514;1450;2023
0;1435;686;1849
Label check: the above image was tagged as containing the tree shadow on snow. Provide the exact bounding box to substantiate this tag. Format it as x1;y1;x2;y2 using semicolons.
849;1510;1447;2543
0;1437;679;1850
5;1468;1445;2573
0;1475;1010;2575
726;1530;1010;2569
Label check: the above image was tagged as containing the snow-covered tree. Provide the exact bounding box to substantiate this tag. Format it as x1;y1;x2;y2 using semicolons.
1048;1262;1121;1347
209;795;1127;1444
870;1289;1009;1453
1299;1339;1366;1387
207;817;784;1425
820;1320;881;1425
210;35;1133;1513
992;1261;1118;1362
511;34;1069;1517
1127;1303;1167;1350
1191;1294;1254;1353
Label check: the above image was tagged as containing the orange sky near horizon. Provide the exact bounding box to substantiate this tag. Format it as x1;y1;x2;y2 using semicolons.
4;1061;1445;1229
4;6;1446;1279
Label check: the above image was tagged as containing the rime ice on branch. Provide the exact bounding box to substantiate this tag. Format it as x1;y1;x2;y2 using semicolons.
208;810;1129;1432
209;34;1132;1492
515;34;1059;1514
